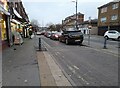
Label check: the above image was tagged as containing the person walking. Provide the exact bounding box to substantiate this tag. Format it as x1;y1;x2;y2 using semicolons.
29;29;33;39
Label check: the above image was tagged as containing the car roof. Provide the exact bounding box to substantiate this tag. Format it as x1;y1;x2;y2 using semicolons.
107;30;118;32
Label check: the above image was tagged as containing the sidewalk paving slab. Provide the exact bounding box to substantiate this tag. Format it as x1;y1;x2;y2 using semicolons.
2;38;40;86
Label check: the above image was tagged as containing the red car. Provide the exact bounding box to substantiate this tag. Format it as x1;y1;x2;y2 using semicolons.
50;32;62;40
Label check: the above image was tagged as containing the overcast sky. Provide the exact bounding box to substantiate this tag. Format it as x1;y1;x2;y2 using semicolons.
22;0;113;26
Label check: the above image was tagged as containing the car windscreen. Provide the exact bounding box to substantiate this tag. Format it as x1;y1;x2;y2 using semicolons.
65;28;78;31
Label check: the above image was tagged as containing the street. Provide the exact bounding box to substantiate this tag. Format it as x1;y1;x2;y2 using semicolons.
40;35;118;86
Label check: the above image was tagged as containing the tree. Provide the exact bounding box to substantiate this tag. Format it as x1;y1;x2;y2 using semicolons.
55;24;62;32
31;19;40;32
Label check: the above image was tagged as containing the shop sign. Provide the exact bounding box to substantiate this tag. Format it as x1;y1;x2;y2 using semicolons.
0;0;7;11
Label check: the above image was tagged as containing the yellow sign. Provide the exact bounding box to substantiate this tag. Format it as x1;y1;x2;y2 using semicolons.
0;0;7;10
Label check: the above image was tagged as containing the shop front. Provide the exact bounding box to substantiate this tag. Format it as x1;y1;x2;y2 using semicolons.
0;13;8;49
11;19;23;45
0;0;10;49
0;14;2;51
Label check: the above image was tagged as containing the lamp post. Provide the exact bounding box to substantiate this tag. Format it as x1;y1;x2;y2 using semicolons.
72;0;78;29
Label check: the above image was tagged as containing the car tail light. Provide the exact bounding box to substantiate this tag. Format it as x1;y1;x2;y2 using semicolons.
55;35;58;38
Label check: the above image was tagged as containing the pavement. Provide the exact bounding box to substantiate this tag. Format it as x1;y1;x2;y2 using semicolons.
2;38;40;86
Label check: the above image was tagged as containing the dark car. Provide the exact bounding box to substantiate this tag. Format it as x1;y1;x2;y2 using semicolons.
59;28;84;45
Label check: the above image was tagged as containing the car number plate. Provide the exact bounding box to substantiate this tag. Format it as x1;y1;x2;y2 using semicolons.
75;40;80;42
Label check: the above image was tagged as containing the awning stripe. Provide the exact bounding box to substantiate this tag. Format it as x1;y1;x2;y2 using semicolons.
13;8;22;19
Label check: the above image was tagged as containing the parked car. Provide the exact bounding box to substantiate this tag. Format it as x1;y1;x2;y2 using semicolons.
50;32;62;40
44;31;52;38
59;28;84;45
104;30;120;40
46;31;52;38
36;31;42;35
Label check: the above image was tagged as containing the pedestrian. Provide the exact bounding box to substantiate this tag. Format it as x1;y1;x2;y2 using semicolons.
29;29;33;39
12;33;15;44
12;33;16;50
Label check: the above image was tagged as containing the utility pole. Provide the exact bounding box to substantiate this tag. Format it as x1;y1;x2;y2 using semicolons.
72;0;78;29
75;0;78;30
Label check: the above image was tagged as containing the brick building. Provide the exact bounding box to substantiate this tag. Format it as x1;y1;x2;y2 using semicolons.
98;0;120;36
62;12;84;29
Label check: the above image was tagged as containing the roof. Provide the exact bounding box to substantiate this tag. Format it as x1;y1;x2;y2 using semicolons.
65;12;84;20
78;19;98;25
98;1;120;9
113;0;120;2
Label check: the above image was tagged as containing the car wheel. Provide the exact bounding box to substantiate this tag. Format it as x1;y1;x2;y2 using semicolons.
59;38;61;42
104;36;108;40
118;37;120;41
65;39;69;45
79;40;83;45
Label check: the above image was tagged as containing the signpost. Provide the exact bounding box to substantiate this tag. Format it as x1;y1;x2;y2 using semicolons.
88;17;91;45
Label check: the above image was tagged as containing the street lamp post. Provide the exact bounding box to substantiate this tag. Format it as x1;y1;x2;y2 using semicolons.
75;0;78;29
72;0;78;29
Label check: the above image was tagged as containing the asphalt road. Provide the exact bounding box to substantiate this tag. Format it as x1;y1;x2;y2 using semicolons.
40;35;118;86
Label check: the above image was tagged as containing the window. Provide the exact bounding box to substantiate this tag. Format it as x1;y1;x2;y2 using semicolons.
111;15;118;20
101;17;107;22
112;3;118;9
108;31;116;34
101;7;107;13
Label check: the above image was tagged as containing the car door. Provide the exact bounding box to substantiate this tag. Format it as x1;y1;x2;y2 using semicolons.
108;31;117;39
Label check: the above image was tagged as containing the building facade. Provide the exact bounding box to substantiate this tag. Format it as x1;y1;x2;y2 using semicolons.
98;0;120;36
62;12;84;29
79;19;98;35
0;0;29;49
0;0;11;49
8;0;29;45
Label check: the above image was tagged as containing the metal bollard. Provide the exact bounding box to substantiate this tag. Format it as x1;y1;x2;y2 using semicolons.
39;38;41;51
118;39;120;48
88;30;90;45
103;37;107;49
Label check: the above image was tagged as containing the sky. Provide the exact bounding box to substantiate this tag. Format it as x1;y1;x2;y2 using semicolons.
22;0;113;27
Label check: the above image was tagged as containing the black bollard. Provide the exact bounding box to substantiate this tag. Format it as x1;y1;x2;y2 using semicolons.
103;37;107;49
39;38;41;51
118;38;120;48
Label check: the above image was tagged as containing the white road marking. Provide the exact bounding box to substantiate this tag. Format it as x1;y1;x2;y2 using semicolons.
68;65;73;71
56;52;60;55
78;75;90;85
67;65;76;74
73;65;79;70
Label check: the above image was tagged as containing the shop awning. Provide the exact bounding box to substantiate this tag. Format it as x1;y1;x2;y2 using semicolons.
0;6;10;15
13;8;22;19
11;19;21;24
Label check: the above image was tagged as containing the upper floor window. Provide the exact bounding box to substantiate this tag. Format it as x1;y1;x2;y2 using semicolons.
112;3;118;9
101;17;107;22
101;7;107;13
111;14;118;20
